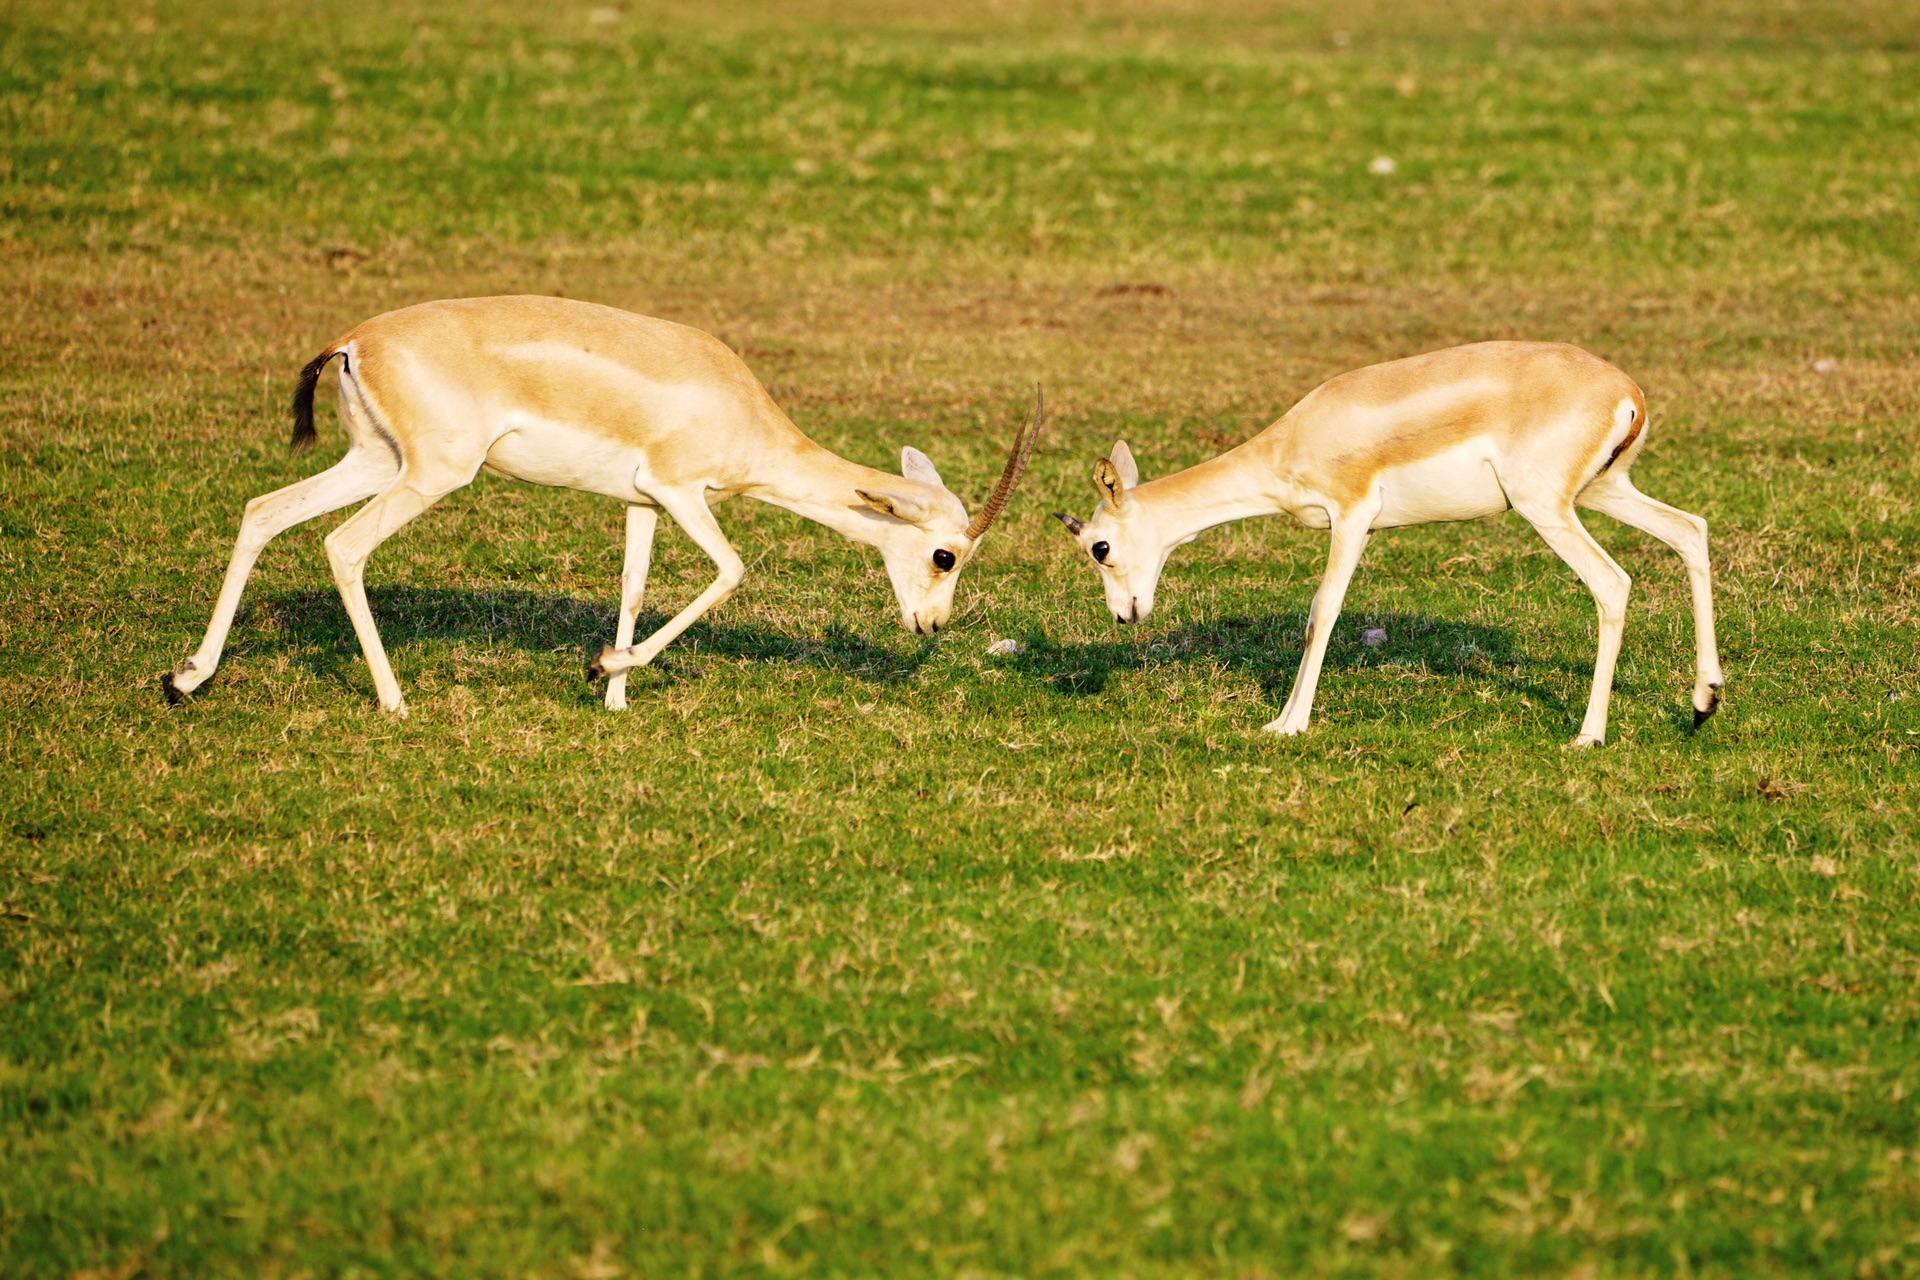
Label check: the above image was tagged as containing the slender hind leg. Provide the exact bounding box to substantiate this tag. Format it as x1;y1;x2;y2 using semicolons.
1515;501;1632;747
321;472;460;714
604;504;659;711
590;489;744;680
165;447;398;701
1264;511;1374;736
1578;472;1725;726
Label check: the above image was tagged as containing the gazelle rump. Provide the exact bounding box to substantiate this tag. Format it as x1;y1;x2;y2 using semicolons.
1054;341;1724;746
164;296;1041;714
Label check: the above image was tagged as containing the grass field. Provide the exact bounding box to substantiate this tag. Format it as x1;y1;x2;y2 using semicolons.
4;1;1919;1275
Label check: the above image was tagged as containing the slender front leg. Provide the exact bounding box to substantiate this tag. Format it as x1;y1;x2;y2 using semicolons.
1519;505;1631;747
589;490;744;680
165;447;396;701
1578;473;1724;726
1264;514;1374;736
605;504;659;711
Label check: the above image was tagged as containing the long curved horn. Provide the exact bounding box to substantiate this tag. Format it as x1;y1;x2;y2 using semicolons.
965;386;1043;541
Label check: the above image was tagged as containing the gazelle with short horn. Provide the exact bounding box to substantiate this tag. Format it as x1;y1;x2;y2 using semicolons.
165;296;1042;714
1054;341;1723;746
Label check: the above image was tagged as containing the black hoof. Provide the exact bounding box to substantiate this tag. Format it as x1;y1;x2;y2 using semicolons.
1691;686;1723;730
586;653;609;681
161;672;188;705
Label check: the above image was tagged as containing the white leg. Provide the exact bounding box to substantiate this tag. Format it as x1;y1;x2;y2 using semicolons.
1264;514;1373;736
589;491;743;680
604;504;659;711
1579;474;1724;725
166;448;397;701
320;473;458;714
1518;505;1631;747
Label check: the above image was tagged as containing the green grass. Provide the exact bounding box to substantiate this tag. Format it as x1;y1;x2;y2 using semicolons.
3;1;1919;1276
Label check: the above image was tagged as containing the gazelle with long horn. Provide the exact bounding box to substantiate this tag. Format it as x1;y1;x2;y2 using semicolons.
1054;341;1723;746
164;295;1041;714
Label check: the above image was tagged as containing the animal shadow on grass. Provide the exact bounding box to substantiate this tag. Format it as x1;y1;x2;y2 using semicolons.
1009;610;1573;716
249;586;933;697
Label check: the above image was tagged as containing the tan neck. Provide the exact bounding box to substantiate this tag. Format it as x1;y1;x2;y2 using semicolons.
746;433;900;548
1135;444;1290;543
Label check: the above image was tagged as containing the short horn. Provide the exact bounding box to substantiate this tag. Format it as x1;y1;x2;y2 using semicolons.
1053;511;1085;535
965;385;1044;541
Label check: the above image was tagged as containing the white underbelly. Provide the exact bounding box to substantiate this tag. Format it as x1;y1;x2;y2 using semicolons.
1371;438;1509;528
483;420;649;502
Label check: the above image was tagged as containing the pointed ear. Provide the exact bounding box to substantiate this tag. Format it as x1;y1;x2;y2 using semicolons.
1109;440;1140;489
899;446;945;489
1092;458;1131;512
857;487;936;525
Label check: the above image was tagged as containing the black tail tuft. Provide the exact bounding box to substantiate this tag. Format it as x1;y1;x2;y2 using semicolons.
290;349;338;452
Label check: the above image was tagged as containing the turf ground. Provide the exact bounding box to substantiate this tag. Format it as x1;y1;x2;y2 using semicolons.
2;1;1918;1275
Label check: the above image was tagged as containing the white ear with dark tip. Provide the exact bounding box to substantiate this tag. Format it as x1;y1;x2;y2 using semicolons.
1093;458;1131;512
857;487;936;525
900;446;945;489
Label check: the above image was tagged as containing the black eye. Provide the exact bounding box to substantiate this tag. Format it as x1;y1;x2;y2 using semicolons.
1091;541;1110;564
932;548;957;572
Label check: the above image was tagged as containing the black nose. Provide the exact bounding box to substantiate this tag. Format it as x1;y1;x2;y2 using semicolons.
1114;613;1130;626
929;619;941;633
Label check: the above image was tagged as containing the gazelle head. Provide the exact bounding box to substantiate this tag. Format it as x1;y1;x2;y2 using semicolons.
1053;439;1166;625
855;390;1043;636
